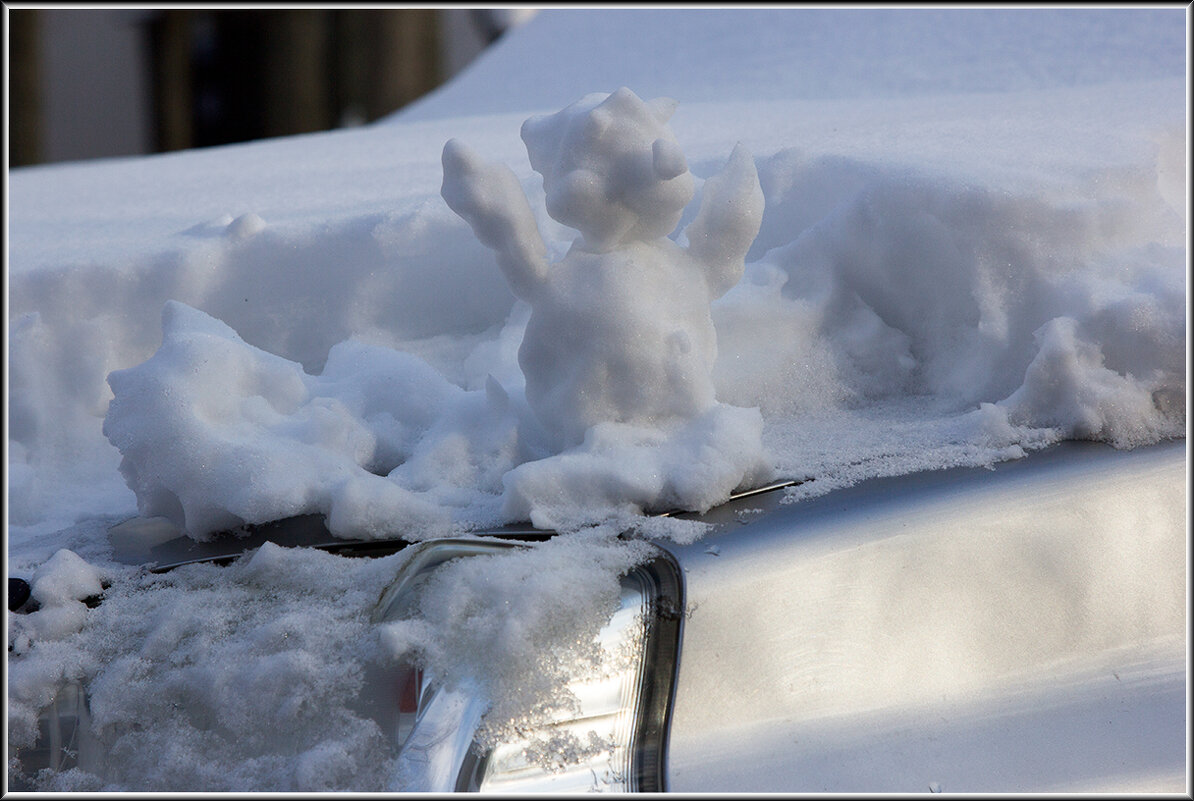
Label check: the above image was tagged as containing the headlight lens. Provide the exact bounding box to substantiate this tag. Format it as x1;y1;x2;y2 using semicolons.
11;679;100;787
369;537;682;792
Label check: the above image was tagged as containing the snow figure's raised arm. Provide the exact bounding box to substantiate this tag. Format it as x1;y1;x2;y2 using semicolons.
441;138;549;301
683;142;765;298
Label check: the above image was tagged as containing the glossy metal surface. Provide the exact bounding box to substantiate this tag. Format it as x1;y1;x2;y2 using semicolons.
96;439;1185;792
662;440;1187;792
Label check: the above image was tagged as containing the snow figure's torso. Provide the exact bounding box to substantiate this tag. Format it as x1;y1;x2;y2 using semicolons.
520;239;719;447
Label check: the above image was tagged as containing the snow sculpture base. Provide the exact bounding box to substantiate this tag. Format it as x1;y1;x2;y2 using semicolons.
503;404;770;530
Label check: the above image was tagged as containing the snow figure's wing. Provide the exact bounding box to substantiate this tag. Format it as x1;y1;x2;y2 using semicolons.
441;138;550;301
683;142;765;298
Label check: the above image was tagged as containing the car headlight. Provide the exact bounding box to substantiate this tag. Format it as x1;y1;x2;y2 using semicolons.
368;537;683;792
10;679;103;788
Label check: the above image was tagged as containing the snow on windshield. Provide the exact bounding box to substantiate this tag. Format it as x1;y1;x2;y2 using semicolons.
6;8;1186;792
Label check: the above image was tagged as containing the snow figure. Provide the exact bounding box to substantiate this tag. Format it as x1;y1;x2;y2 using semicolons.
441;87;765;451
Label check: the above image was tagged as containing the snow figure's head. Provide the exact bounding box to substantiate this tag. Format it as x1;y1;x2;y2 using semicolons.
520;87;695;253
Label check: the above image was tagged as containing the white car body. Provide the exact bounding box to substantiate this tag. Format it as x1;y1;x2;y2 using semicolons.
20;439;1180;793
664;440;1186;793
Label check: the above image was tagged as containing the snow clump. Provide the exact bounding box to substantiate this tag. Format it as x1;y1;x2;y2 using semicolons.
8;546;406;791
8;550;107;654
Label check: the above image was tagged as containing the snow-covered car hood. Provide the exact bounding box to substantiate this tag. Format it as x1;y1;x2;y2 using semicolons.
6;7;1186;793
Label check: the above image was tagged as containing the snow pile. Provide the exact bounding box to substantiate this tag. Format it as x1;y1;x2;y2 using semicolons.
736;136;1186;489
101;301;498;539
9;546;403;790
999;316;1183;448
96;83;1184;540
101;88;774;538
8;550;107;653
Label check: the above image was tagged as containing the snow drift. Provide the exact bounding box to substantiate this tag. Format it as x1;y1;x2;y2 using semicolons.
91;86;1184;541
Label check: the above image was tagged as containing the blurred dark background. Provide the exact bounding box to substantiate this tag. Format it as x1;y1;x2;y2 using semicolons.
8;8;536;167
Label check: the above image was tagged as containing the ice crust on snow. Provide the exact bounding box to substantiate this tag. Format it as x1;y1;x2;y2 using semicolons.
5;8;1186;793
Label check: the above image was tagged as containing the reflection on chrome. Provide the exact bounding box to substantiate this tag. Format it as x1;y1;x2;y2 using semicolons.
370;539;682;792
468;578;648;791
393;678;489;790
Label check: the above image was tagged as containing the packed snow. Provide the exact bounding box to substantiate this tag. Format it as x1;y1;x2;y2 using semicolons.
6;7;1187;792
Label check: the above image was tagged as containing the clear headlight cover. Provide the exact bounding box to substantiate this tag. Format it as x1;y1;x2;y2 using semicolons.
368;538;683;792
10;679;101;787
